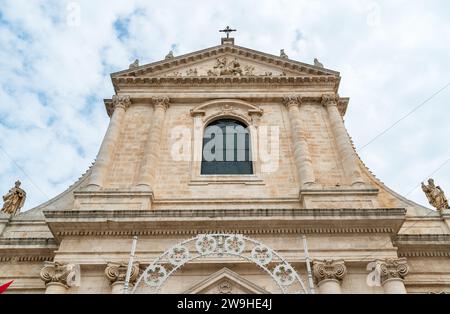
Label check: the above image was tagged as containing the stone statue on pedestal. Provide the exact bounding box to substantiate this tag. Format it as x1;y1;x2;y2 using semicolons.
422;178;449;212
1;180;26;216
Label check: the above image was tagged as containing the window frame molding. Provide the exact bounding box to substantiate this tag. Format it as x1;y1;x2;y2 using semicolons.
189;99;264;186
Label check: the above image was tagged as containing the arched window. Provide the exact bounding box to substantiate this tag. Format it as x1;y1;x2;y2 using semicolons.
201;119;253;175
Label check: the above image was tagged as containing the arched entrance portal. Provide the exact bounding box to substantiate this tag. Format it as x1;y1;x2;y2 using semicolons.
132;234;310;294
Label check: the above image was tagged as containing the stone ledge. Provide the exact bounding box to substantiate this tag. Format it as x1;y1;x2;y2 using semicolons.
43;208;405;219
394;234;450;257
0;237;57;247
42;208;406;241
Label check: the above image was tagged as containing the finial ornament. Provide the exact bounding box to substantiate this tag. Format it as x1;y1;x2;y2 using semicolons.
129;59;139;69
280;49;289;59
314;58;324;68
165;50;174;60
219;26;236;38
1;180;26;216
422;178;449;213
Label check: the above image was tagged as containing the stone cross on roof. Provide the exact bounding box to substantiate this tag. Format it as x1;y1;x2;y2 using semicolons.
219;26;236;38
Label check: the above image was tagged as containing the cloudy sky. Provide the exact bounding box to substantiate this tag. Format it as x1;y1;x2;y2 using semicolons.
0;0;449;211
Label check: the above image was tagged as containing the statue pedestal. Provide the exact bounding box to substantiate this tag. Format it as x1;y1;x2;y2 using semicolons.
0;212;10;236
442;209;450;232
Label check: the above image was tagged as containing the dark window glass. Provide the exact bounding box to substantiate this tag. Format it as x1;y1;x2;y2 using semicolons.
201;119;253;175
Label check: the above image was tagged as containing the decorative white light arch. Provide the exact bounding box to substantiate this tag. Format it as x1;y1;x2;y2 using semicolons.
131;233;309;294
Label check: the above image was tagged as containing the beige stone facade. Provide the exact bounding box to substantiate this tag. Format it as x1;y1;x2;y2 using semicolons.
1;38;449;294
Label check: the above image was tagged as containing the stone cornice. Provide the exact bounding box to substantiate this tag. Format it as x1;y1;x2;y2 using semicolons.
112;75;339;89
42;208;406;241
111;44;340;79
393;234;450;257
0;255;53;262
104;95;349;117
43;208;405;219
0;238;58;262
0;237;57;247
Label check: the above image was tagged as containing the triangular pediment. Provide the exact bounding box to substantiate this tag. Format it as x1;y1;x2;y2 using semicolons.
183;267;270;294
112;44;339;80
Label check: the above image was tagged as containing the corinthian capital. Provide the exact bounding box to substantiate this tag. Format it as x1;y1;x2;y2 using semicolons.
283;94;302;107
105;262;140;285
40;262;77;287
376;258;409;284
112;95;131;110
152;96;170;111
321;93;339;107
313;259;347;284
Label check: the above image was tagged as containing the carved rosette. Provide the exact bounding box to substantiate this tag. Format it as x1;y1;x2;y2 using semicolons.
313;259;347;284
282;95;302;108
377;258;409;284
40;262;75;287
152;96;170;111
321;93;339;107
105;262;140;286
218;280;233;294
112;95;131;110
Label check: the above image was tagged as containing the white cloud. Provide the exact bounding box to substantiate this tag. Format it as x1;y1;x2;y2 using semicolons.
0;0;449;210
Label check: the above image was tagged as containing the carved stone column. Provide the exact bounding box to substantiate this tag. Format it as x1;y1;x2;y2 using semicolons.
312;259;347;294
283;95;315;186
105;262;140;294
376;258;409;294
135;97;170;190
88;95;131;188
40;262;76;294
322;94;364;186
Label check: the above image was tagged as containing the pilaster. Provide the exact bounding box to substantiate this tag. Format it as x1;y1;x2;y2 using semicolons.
322;93;364;186
135;96;170;190
88;95;131;189
283;95;315;187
